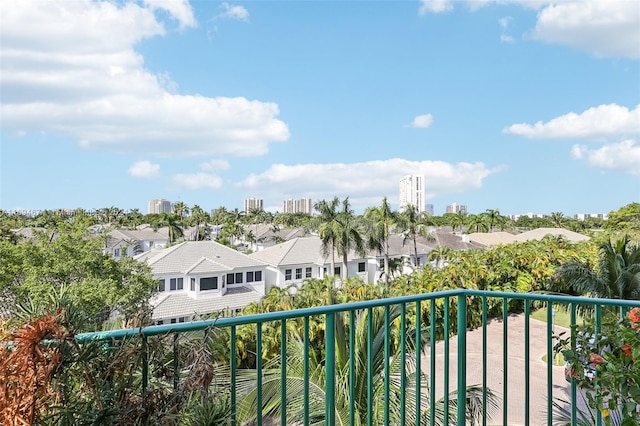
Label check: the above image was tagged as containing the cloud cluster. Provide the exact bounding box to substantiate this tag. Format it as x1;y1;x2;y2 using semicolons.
419;0;639;59
129;160;160;178
0;0;288;157
571;140;640;176
504;104;640;140
173;173;223;190
238;158;503;212
507;103;640;175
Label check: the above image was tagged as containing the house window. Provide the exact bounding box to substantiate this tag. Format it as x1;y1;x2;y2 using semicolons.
170;318;176;324
255;271;262;281
247;271;254;282
235;272;243;284
379;259;384;268
226;273;235;285
114;248;120;257
158;279;165;292
305;267;312;278
295;268;302;279
358;262;366;273
178;317;185;323
417;257;422;266
285;269;292;280
170;278;177;291
177;278;183;290
334;267;340;276
157;320;164;325
200;277;218;291
190;278;195;291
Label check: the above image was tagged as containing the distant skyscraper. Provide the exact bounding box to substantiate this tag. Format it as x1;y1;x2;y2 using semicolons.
244;198;264;213
425;204;434;216
398;175;425;213
446;203;467;215
283;198;313;215
148;199;173;214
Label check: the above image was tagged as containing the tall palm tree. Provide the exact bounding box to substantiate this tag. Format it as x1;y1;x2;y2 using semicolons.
485;208;501;232
334;198;365;280
314;197;341;278
550;212;566;228
191;205;208;241
173;202;189;223
466;214;489;233
157;212;184;244
364;197;398;287
554;235;640;299
237;304;498;425
398;206;433;267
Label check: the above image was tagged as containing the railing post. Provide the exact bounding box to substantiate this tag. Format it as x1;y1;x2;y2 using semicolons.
457;294;467;425
325;312;336;426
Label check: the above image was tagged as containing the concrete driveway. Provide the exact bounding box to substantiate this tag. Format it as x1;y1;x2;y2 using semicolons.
421;314;580;426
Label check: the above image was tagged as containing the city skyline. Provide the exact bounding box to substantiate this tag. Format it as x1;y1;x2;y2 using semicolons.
1;1;639;216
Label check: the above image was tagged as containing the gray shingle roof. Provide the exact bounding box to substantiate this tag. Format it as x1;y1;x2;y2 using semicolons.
151;286;263;320
137;241;267;275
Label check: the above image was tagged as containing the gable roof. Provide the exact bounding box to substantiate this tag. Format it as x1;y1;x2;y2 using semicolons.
151;286;263;320
249;236;329;266
136;241;267;275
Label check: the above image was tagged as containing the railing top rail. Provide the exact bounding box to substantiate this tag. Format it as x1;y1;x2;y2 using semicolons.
76;289;640;342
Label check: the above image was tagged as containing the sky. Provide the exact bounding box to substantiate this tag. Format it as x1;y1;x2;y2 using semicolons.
1;0;639;217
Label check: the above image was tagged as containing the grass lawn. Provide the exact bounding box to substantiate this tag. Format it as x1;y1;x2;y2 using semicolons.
530;306;585;329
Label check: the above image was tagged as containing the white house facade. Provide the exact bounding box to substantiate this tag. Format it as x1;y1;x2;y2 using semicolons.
136;241;274;324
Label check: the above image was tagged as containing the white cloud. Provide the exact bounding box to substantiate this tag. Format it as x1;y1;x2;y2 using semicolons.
529;0;640;59
500;34;515;44
409;114;434;128
200;159;231;171
426;0;639;59
218;2;250;22
128;160;160;178
571;140;640;175
499;16;512;29
0;0;288;157
419;0;453;15
237;158;503;212
142;0;196;29
172;173;223;190
504;104;640;140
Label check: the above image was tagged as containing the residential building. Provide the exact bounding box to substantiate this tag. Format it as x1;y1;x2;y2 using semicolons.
103;226;169;259
283;198;313;215
446;203;467;215
136;241;274;324
244;198;264;213
398;175;425;213
574;213;609;221
148;199;173;214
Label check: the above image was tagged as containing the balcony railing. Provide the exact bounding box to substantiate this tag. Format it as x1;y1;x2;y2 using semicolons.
77;289;640;425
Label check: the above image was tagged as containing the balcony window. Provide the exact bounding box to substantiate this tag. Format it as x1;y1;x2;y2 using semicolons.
200;277;218;291
227;273;235;285
247;271;254;282
255;271;262;281
235;272;243;284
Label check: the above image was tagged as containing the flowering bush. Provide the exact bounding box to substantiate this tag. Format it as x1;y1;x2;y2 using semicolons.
556;307;640;425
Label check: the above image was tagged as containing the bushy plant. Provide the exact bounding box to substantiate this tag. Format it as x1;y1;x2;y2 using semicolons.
555;307;640;425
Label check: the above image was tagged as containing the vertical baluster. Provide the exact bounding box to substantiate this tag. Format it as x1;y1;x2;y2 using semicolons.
457;294;467;426
325;313;336;426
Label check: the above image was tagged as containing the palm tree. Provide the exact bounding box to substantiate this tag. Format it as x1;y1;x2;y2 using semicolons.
157;212;184;244
173;202;189;223
554;235;640;299
191;205;208;241
314;197;341;278
428;246;453;269
485;208;501;232
364;197;398;287
466;214;489;233
550;212;566;228
398;206;433;267
237;304;498;425
334;197;365;280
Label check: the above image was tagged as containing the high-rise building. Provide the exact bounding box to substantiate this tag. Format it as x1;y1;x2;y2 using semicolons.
283;198;313;215
425;204;434;216
446;203;467;215
398;175;425;213
148;199;173;214
244;198;264;213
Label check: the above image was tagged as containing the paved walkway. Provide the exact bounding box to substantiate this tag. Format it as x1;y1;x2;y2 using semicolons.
421;314;579;426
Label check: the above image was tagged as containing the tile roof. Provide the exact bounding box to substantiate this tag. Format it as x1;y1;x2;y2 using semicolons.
137;241;267;275
249;236;329;266
512;227;590;242
151;286;263;320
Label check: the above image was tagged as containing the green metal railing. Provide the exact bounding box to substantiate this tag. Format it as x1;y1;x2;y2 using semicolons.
77;290;640;425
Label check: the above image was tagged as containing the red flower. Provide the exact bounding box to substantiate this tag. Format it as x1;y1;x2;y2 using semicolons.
628;308;640;329
622;343;633;357
590;353;606;366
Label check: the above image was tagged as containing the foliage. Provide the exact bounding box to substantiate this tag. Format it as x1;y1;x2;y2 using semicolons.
606;203;640;231
555;308;640;425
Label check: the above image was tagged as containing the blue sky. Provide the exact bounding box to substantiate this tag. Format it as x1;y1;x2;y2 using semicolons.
1;0;639;216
